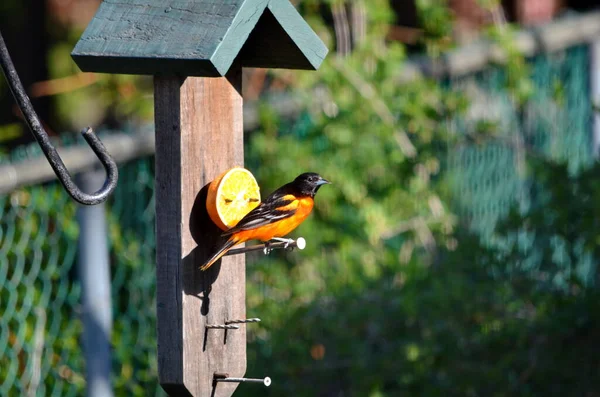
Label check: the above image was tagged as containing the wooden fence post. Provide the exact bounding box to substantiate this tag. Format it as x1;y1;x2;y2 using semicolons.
71;1;327;395
154;70;245;396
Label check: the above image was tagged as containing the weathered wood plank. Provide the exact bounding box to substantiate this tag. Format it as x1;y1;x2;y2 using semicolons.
154;68;245;397
71;0;327;76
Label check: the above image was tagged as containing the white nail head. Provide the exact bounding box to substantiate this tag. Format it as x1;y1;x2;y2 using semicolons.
295;237;306;250
296;237;306;250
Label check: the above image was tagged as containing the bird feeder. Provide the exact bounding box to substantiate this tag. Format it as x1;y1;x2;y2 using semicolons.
72;0;327;396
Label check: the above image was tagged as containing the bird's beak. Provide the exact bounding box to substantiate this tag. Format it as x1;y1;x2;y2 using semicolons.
316;178;331;186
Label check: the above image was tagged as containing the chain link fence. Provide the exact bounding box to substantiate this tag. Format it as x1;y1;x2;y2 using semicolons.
448;44;595;280
0;153;161;396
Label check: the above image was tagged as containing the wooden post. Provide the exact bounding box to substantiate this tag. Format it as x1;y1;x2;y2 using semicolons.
154;69;245;396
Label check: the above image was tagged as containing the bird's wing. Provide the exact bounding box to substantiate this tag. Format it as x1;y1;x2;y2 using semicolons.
222;193;299;235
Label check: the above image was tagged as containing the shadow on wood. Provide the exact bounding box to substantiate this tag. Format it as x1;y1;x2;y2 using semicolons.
184;182;227;315
178;180;246;393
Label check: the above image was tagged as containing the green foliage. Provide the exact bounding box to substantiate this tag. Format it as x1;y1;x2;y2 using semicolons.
47;38;154;130
246;152;600;396
415;0;454;56
245;1;465;395
242;2;599;397
439;159;600;395
485;25;534;104
0;123;22;148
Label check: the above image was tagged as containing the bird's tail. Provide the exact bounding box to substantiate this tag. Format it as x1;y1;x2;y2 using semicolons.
200;237;239;271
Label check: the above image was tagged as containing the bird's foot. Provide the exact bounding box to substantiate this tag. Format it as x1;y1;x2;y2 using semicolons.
263;241;272;255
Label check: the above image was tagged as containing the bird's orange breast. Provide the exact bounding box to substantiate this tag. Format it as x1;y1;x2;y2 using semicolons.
235;196;314;242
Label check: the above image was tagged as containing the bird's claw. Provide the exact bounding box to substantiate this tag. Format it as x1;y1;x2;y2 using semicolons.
263;242;272;255
263;238;295;254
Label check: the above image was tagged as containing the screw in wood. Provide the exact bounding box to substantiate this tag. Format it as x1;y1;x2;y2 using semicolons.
225;318;261;325
214;373;271;387
205;324;240;330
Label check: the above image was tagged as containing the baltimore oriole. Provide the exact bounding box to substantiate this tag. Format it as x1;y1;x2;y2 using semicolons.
200;172;330;270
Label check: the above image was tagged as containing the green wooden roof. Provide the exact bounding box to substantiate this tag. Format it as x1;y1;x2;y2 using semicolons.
71;0;328;76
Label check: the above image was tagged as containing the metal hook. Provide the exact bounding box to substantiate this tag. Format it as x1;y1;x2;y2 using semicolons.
0;30;118;205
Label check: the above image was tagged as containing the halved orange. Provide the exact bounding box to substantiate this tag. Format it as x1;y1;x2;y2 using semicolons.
206;167;261;231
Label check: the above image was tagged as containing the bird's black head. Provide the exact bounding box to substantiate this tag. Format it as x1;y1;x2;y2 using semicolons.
292;172;330;197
